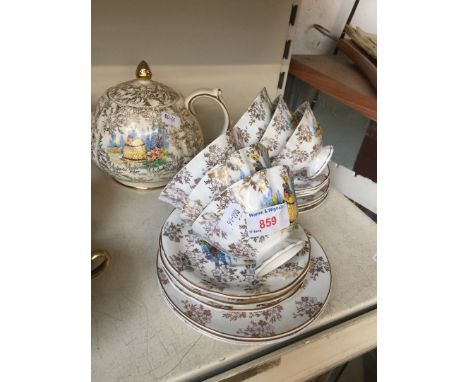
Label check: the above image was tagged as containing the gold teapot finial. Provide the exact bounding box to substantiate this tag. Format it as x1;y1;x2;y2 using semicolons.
136;60;152;80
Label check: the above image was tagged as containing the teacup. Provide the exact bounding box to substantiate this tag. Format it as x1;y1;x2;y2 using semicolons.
270;94;281;110
181;143;271;222
192;165;306;277
232;87;274;148
259;99;311;158
271;105;323;172
159;131;236;209
259;97;295;158
293;101;310;121
303;145;334;178
294;163;330;195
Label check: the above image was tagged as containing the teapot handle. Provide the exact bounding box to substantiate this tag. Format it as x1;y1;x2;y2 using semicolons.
185;88;230;135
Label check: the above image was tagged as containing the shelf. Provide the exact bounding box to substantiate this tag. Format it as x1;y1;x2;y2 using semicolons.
92;164;376;381
289;55;377;122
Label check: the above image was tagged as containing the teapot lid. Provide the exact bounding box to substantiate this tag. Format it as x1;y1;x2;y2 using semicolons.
106;61;180;108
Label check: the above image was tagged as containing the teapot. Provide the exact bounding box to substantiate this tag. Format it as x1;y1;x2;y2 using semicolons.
91;61;230;189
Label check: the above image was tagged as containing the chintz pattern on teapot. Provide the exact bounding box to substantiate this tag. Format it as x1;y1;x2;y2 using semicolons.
91;61;230;189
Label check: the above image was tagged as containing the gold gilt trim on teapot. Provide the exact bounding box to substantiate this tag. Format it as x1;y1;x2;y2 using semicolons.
136;60;152;80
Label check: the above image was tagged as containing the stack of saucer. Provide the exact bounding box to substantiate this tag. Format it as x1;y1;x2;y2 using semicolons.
293;145;334;213
157;209;331;343
295;165;330;213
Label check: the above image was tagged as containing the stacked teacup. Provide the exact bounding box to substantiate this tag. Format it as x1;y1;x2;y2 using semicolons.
265;98;333;212
157;88;332;343
292;144;334;213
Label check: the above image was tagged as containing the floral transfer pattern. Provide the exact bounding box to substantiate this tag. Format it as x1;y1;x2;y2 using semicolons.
301;250;332;288
233;88;274;148
260;97;297;158
309;256;330;281
222;306;283;336
293;101;310;121
92;84;205;185
158;266;170;285
180;300;212;325
160;255;297;311
107;80;179;107
157;234;331;341
271;106;323;172
294;171;329;191
161;210;310;298
239;320;276;337
162;222;184;243
292;296;323;319
159;132;235;209
248;95;267;126
181;144;271;222
166;251;195;273
192;166;303;264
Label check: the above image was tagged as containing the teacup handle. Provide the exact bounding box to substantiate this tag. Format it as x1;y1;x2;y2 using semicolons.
91;249;111;279
185;88;230;135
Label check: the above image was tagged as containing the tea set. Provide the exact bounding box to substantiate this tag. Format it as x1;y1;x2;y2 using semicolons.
92;63;333;342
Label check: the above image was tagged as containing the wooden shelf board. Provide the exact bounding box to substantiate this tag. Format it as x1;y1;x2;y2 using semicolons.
289;55;377;122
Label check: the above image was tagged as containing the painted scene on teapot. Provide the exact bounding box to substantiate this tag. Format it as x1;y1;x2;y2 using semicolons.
104;123;171;170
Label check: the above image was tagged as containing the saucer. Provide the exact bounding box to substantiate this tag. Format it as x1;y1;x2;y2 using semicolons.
298;191;329;214
303;145;334;179
297;180;330;206
298;195;328;212
157;234;331;343
294;165;330;194
296;177;329;198
159;249;308;311
160;209;311;301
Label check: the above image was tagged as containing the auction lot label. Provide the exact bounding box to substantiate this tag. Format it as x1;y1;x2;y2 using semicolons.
246;203;289;237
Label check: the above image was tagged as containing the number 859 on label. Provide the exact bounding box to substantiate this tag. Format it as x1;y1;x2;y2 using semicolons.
259;217;277;229
246;203;289;237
